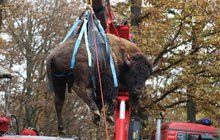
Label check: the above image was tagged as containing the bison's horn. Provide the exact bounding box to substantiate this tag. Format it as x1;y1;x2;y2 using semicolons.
125;58;132;65
152;64;159;73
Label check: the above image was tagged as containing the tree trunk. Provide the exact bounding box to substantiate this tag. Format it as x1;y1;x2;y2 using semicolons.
92;0;108;30
185;21;202;122
0;2;3;31
25;57;34;127
130;0;141;27
186;96;196;122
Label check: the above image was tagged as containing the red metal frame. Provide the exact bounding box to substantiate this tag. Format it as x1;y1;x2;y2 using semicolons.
0;135;78;140
105;3;132;140
106;20;131;40
151;122;218;140
114;90;131;140
0;116;10;133
105;3;132;41
20;128;38;136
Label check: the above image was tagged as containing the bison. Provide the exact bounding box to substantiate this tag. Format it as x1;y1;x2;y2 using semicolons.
46;33;152;134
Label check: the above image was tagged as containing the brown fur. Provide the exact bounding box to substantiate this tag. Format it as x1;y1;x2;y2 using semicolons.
46;34;152;133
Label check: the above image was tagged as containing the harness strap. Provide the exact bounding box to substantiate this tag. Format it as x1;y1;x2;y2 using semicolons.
90;11;110;139
84;17;92;67
60;10;88;45
95;19;118;87
60;18;80;45
53;71;73;78
70;18;88;69
57;9;119;91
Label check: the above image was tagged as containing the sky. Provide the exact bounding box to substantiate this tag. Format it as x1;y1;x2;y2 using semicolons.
111;0;126;4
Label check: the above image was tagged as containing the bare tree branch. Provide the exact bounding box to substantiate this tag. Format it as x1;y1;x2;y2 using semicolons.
152;85;179;104
164;100;189;108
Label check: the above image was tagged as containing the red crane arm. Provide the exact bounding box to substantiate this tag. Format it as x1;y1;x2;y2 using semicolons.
91;0;132;40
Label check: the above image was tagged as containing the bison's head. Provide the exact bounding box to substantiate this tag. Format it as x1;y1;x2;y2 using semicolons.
121;53;152;96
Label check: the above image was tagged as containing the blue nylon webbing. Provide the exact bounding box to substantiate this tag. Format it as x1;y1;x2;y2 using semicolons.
60;18;80;45
96;20;118;87
53;71;73;78
84;21;92;67
70;19;88;69
57;10;118;89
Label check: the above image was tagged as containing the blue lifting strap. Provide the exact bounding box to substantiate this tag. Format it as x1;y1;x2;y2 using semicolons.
60;18;81;45
95;20;118;87
70;18;88;69
84;20;92;67
57;10;118;89
60;10;88;45
53;71;73;78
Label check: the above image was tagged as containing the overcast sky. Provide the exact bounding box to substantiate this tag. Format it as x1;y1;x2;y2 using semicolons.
111;0;126;4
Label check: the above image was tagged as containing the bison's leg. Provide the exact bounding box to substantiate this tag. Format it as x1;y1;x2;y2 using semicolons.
85;88;102;125
73;84;100;115
73;83;102;126
53;78;66;135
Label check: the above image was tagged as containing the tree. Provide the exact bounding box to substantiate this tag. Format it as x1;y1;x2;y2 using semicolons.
1;0;219;138
0;0;4;30
116;0;220;137
0;0;103;137
141;0;219;129
130;0;141;27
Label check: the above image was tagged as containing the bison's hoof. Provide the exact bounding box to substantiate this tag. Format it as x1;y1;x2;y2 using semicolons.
58;126;66;136
58;130;66;136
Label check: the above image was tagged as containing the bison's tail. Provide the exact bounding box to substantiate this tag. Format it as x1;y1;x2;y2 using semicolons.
46;57;54;93
47;72;54;93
